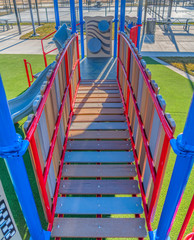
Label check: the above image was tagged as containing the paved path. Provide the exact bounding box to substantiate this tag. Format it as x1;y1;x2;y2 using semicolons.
152;57;194;83
0;25;57;54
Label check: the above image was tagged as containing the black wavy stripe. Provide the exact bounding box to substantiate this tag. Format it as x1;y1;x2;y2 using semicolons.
88;30;110;41
101;46;110;54
88;34;110;48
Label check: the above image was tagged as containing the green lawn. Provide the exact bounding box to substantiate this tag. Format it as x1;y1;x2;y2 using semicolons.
159;57;194;77
0;55;193;239
0;54;55;100
144;57;194;239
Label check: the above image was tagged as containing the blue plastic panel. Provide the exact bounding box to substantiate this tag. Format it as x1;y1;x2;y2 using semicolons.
88;38;102;53
98;20;110;33
70;122;128;130
64;151;134;163
56;197;143;214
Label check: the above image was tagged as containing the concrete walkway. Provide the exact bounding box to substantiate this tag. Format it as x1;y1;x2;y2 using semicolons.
0;25;57;54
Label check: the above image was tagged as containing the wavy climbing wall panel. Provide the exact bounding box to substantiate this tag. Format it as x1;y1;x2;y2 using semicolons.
85;16;113;58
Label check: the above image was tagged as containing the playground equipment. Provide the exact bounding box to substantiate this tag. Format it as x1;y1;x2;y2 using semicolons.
85;16;113;58
7;63;54;123
0;0;193;239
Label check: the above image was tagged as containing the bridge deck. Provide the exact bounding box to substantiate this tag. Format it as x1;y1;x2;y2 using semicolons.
51;58;147;239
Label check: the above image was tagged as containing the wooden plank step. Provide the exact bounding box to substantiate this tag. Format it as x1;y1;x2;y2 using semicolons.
75;98;121;103
77;90;119;94
79;86;118;90
52;218;147;238
74;108;124;115
66;140;131;150
64;151;134;163
70;122;128;130
55;197;143;214
62;164;136;178
68;130;129;139
74;103;123;109
72;115;126;122
80;83;117;86
81;79;116;83
59;179;140;195
76;93;120;98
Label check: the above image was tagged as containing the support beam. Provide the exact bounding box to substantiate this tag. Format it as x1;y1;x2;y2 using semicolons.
113;0;119;58
120;0;126;32
79;0;85;59
53;0;60;30
70;0;77;34
151;93;194;239
35;0;40;26
13;0;21;35
167;0;173;21
28;0;37;36
137;0;143;50
0;76;50;240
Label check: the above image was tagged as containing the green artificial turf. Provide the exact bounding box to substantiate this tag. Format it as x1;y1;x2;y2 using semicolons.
144;57;194;239
0;54;55;100
0;55;193;239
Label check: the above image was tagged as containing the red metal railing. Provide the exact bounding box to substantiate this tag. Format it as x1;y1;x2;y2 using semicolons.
24;59;35;87
177;195;194;240
25;34;81;225
41;30;57;68
117;32;174;230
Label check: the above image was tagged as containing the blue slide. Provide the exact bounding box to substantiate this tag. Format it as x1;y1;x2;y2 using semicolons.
8;62;55;123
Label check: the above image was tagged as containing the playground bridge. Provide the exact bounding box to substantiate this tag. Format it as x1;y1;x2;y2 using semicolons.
0;24;193;240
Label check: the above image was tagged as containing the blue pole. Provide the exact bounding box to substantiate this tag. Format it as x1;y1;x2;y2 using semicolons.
137;0;143;50
0;76;50;240
70;0;77;34
53;0;60;30
120;0;126;32
79;0;84;59
151;93;194;240
113;0;119;58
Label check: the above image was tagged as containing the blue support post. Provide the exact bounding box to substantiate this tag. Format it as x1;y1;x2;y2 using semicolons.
120;0;126;32
113;0;119;58
70;0;77;34
150;93;194;240
79;0;85;59
137;0;143;50
0;76;50;240
53;0;60;30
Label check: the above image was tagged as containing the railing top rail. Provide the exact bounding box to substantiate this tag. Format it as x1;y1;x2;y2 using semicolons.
25;33;78;141
118;32;174;140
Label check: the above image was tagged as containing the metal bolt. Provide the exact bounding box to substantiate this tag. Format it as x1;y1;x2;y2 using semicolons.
98;185;100;188
63;185;66;188
98;225;102;229
139;225;142;229
57;225;60;228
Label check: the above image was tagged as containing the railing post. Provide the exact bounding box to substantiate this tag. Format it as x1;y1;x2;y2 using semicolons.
151;93;194;240
137;0;143;50
113;0;119;58
24;59;31;87
79;0;85;59
120;0;126;32
53;0;60;30
0;76;50;240
177;195;194;240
